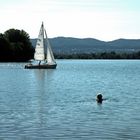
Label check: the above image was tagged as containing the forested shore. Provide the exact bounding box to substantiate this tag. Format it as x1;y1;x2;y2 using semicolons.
0;29;140;62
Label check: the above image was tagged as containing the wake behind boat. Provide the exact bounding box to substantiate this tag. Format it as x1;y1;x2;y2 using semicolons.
25;22;57;69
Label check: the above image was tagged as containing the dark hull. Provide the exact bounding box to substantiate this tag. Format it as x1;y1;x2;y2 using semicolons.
25;64;57;69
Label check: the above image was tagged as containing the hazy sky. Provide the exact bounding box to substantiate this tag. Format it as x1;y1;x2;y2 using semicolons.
0;0;140;41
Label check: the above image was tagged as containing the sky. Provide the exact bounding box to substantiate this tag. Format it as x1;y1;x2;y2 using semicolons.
0;0;140;41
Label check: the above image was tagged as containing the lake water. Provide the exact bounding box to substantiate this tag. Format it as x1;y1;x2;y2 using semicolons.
0;60;140;140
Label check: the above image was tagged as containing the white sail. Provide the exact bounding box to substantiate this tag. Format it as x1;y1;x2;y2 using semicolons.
34;23;45;61
45;30;56;65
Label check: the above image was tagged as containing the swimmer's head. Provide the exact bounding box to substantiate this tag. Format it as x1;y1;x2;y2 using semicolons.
96;94;103;103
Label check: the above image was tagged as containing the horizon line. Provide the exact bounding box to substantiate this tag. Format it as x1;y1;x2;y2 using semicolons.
31;36;140;42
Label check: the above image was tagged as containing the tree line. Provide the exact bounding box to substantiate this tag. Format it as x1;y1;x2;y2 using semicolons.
0;29;34;62
54;51;140;59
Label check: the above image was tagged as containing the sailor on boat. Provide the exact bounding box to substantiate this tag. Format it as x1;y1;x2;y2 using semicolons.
39;61;41;65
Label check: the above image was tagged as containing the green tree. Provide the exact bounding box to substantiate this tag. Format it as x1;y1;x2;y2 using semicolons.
3;29;34;61
0;33;12;61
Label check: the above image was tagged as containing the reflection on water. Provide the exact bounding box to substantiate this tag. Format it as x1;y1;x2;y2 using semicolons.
0;60;140;139
29;69;56;130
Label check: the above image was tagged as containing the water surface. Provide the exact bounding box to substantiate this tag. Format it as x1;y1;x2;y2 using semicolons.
0;60;140;139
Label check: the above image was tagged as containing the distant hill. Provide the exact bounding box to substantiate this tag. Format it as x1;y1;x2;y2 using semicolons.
31;37;140;54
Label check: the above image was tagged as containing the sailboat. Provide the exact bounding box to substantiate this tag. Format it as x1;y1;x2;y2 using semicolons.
25;22;57;69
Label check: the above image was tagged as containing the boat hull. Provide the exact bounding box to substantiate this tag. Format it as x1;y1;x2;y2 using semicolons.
24;64;57;69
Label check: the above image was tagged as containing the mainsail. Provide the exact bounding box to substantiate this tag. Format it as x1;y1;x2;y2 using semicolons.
34;23;45;61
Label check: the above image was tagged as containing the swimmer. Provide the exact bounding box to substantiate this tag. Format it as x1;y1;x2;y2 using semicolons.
96;94;103;103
